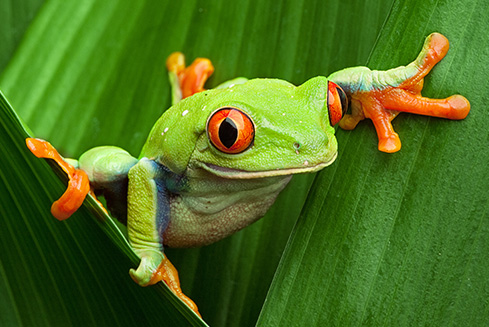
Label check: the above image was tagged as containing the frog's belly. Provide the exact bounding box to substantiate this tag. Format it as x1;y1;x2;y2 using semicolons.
163;176;291;248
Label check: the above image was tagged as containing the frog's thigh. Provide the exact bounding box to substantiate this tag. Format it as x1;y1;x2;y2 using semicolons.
127;159;171;285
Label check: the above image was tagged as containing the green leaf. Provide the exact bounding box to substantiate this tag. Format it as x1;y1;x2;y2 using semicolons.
0;0;45;72
0;91;205;326
0;1;393;326
2;0;486;326
258;1;489;326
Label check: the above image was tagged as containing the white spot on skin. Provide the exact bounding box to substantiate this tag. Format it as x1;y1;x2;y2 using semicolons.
164;127;169;133
282;113;286;116
182;110;189;116
299;121;303;123
303;160;309;166
202;105;207;111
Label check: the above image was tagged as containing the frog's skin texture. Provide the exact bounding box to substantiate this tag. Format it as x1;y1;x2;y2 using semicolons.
140;76;339;245
26;33;470;317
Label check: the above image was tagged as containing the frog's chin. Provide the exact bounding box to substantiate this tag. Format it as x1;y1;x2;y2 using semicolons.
198;152;337;179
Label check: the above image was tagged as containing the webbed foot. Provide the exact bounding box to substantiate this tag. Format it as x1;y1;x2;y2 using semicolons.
130;252;201;317
26;138;90;220
335;33;470;153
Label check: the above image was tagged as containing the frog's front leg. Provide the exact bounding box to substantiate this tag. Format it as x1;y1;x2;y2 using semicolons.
329;33;470;152
126;158;200;317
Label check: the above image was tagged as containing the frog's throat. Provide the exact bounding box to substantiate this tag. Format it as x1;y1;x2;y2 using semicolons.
198;152;337;179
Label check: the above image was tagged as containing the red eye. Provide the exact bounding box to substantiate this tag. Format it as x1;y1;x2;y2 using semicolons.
206;107;255;154
327;81;348;126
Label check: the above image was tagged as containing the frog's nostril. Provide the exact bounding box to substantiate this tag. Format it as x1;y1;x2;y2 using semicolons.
293;142;301;154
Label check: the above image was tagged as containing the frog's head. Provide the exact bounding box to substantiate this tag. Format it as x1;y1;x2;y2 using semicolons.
142;76;347;178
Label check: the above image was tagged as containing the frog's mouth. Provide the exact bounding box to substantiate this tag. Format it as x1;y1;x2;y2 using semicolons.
198;152;337;179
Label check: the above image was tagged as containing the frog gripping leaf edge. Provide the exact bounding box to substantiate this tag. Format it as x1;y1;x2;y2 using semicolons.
25;33;470;318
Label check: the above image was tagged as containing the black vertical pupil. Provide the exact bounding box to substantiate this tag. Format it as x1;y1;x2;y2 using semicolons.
219;117;238;148
336;86;348;116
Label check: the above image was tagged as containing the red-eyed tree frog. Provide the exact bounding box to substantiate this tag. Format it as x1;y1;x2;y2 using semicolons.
26;33;470;317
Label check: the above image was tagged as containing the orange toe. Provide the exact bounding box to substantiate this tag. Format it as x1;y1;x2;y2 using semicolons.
179;58;214;99
26;138;90;220
153;257;201;318
50;169;90;220
378;134;401;153
425;33;450;64
166;52;185;74
446;95;470;120
166;52;214;99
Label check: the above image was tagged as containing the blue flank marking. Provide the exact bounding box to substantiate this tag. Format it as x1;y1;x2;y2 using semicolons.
155;177;170;248
150;160;186;249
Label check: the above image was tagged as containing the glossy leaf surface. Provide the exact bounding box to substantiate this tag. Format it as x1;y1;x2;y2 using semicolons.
258;0;489;326
2;0;487;326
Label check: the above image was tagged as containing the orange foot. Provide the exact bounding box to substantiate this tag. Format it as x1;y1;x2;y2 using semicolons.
26;138;90;220
337;33;470;153
166;52;214;99
146;256;201;318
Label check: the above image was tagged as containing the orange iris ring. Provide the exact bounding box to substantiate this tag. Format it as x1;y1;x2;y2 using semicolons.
327;81;343;126
206;107;255;154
